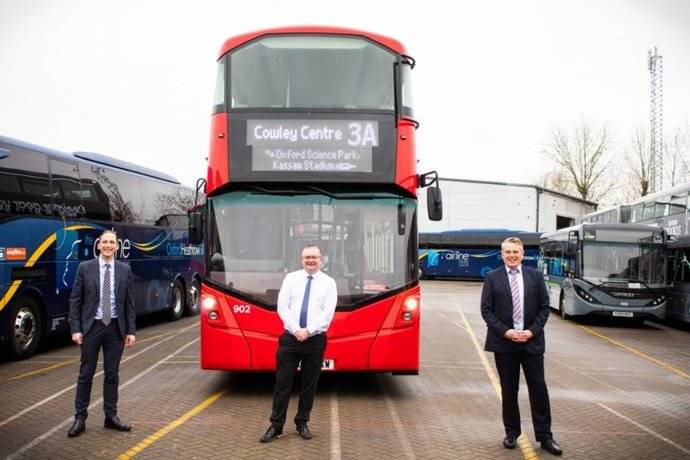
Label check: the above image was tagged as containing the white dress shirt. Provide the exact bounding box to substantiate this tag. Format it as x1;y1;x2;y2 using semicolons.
505;264;524;331
97;256;118;320
277;269;337;336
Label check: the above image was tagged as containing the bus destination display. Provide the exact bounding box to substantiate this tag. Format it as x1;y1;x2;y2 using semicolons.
246;120;378;173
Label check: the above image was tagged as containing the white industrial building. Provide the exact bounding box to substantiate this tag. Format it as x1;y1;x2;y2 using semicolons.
418;178;597;233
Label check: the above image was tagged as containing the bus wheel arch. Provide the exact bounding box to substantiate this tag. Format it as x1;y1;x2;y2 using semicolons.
185;276;201;316
6;293;44;360
168;278;185;321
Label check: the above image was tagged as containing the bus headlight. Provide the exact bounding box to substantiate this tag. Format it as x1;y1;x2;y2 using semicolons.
201;294;218;311
574;286;598;304
201;293;224;324
404;297;419;312
649;294;665;306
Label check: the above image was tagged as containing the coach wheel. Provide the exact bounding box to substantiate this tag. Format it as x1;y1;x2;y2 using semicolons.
168;280;185;321
185;279;201;316
7;297;43;360
559;291;569;320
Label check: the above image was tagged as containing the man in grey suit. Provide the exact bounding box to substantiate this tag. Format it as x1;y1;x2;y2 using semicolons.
480;237;562;455
67;229;136;437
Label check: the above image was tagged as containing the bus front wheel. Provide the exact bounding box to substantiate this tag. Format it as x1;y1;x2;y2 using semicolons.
168;280;185;321
7;297;42;360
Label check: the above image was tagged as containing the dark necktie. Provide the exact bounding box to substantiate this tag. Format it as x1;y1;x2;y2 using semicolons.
102;264;112;326
299;275;313;328
509;269;522;326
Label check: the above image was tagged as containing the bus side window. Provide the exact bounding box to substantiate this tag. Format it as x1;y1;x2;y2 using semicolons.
50;159;84;218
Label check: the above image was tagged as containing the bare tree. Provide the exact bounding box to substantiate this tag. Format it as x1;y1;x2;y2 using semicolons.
624;127;652;197
542;121;614;201
537;169;572;195
664;125;690;187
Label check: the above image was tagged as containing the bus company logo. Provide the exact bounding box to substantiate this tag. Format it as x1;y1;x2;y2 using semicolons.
6;247;27;261
444;251;470;267
610;291;637;298
166;242;204;257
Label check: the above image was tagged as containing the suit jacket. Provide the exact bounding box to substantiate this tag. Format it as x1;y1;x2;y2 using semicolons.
480;265;550;355
69;258;136;338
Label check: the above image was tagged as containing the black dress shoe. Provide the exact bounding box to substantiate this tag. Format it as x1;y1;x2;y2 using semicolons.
541;438;563;456
503;435;517;449
67;418;86;437
104;415;131;432
296;423;313;440
259;426;283;442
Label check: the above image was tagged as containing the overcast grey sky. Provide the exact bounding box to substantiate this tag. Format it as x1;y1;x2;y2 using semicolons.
1;0;688;190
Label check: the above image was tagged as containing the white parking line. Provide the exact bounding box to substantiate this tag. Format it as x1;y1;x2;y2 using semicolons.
598;403;690;455
7;337;200;459
0;322;198;428
330;388;341;460
380;376;416;459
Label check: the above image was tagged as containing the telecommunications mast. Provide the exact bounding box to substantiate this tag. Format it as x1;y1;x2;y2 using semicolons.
648;46;663;193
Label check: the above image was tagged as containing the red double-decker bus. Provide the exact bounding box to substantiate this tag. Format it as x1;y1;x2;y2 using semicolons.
190;26;442;374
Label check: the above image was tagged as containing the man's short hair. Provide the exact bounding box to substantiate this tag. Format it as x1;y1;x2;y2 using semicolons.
100;229;118;240
301;245;321;256
501;237;523;250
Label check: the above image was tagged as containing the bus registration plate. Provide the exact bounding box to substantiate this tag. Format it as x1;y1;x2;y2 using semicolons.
612;311;633;317
322;359;334;370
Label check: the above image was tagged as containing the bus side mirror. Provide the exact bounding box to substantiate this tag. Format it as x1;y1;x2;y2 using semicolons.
427;186;443;221
189;210;204;244
419;170;442;221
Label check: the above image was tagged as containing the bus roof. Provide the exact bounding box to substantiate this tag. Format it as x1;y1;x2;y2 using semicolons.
628;181;690;205
0;134;180;184
541;222;664;240
420;229;542;247
219;26;407;58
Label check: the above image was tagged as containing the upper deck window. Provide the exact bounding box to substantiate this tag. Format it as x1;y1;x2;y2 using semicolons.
228;35;397;110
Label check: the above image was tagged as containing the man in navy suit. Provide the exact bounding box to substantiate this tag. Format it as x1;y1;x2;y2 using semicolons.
481;237;562;455
67;229;136;437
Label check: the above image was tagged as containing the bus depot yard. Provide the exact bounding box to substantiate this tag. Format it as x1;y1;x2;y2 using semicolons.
1;281;687;459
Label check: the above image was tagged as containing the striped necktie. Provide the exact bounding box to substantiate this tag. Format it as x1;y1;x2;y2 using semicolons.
509;269;522;327
102;264;112;326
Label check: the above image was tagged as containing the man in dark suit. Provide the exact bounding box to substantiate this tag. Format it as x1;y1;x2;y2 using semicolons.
480;237;563;455
67;229;136;437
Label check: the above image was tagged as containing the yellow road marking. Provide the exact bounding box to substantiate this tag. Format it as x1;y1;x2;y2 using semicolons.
576;324;689;380
1;332;175;383
117;389;226;459
455;303;538;460
3;359;80;382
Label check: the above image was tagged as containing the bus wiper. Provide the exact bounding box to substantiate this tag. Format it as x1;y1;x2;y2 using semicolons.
597;277;655;290
248;186;310;196
305;186;378;200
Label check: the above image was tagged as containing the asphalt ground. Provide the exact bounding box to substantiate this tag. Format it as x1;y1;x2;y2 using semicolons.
0;280;688;459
